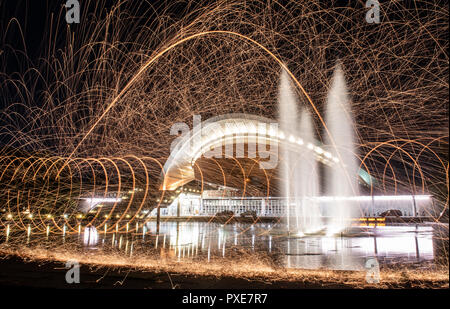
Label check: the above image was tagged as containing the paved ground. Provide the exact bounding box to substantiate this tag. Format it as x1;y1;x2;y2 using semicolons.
0;255;447;289
0;256;339;289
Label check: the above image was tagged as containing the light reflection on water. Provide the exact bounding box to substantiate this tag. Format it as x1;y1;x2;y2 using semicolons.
141;221;439;270
2;221;446;271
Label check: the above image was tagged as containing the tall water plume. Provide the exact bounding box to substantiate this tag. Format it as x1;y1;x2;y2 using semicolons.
324;64;359;234
293;109;323;234
278;69;298;232
278;69;323;234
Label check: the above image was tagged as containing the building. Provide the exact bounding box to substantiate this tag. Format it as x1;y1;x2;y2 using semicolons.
152;193;433;218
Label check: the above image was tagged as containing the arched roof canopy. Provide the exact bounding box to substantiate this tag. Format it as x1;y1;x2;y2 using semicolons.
161;114;347;191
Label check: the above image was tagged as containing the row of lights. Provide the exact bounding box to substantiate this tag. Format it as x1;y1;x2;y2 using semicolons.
156;187;202;203
4;213;147;220
82;187;144;203
192;122;340;165
4;213;57;220
179;188;201;193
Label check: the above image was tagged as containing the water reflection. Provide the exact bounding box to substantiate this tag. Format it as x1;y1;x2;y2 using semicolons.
1;221;446;271
143;221;439;270
83;226;98;246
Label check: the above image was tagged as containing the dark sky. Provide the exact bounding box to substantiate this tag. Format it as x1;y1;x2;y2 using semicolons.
1;0;440;72
0;0;189;58
2;0;441;74
1;0;49;54
1;0;120;64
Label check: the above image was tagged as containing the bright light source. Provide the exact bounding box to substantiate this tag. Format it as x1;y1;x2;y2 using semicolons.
313;195;431;202
315;147;324;154
289;135;296;143
258;125;266;135
82;197;122;209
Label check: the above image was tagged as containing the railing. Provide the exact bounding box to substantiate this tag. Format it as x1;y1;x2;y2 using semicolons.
198;195;433;218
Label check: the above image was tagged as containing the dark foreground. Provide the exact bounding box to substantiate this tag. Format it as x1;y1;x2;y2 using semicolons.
0;255;448;289
0;256;338;289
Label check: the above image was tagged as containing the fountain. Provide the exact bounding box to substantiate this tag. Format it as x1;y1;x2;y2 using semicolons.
324;63;359;235
295;109;323;234
279;63;358;236
278;69;299;233
278;69;323;235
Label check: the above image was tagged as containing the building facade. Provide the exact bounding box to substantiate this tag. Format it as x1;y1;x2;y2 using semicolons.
152;194;433;218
